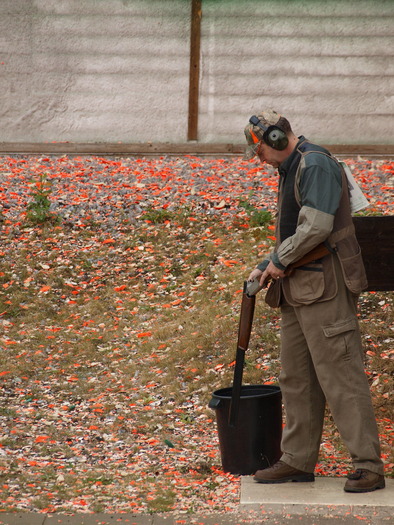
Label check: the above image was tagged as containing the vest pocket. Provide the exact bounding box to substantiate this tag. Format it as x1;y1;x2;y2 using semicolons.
336;246;367;294
288;264;325;304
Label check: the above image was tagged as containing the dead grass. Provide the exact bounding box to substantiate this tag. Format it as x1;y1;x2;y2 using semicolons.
1;213;392;415
0;209;392;513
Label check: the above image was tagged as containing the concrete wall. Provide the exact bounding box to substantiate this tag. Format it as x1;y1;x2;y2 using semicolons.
0;0;393;145
199;0;394;145
0;0;191;143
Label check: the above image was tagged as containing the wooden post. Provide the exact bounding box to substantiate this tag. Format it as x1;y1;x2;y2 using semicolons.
188;0;202;141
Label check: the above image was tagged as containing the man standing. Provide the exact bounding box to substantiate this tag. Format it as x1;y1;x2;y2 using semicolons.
244;109;385;493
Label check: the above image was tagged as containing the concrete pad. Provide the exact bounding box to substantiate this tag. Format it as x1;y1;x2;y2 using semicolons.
241;476;394;506
241;476;394;521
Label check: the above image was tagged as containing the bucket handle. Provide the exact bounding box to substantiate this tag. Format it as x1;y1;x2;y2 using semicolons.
208;397;221;409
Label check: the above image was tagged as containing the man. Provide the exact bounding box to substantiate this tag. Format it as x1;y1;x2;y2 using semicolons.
244;109;385;493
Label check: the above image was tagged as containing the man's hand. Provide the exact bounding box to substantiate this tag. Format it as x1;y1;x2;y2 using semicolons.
248;261;286;289
248;268;263;283
262;261;286;284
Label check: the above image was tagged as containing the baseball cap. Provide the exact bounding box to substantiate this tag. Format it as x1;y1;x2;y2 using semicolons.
243;109;282;160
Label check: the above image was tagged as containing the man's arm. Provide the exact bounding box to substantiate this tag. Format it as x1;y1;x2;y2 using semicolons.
274;159;342;268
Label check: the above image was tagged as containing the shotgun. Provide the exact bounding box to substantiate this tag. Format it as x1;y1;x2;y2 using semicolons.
246;242;330;296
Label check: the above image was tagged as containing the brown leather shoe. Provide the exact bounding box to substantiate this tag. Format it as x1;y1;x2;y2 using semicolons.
344;469;385;493
254;460;315;484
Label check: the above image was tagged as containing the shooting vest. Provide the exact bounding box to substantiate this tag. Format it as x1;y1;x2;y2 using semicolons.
271;139;367;307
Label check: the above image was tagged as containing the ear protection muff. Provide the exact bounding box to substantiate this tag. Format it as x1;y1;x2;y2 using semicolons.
249;115;288;151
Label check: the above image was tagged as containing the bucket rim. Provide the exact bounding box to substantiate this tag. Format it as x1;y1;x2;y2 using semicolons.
211;384;281;399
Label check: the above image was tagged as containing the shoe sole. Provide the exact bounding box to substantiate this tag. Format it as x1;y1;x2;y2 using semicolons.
344;481;386;493
254;474;315;484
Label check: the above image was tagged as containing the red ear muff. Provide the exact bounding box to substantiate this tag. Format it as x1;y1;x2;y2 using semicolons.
249;116;288;151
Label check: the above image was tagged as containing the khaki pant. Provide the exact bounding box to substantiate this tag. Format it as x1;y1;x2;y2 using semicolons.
278;263;384;475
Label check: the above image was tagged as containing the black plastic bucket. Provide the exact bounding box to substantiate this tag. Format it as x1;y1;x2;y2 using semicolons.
209;384;282;475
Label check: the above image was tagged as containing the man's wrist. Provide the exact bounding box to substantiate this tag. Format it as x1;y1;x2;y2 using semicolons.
271;253;286;271
257;260;269;272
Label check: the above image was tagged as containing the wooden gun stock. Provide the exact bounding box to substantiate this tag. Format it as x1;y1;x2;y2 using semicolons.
237;283;256;351
247;242;331;296
285;242;330;274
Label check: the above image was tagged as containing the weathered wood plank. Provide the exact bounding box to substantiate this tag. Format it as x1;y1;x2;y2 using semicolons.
0;143;393;157
353;216;394;291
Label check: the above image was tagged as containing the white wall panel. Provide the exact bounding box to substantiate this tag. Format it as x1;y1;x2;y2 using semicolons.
0;0;393;145
199;0;394;145
0;0;190;142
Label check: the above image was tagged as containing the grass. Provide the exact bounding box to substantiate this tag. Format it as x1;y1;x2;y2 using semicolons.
239;195;273;227
26;173;60;225
0;204;392;513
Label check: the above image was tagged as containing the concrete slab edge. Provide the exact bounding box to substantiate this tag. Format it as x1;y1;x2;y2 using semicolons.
240;502;394;519
0;508;393;525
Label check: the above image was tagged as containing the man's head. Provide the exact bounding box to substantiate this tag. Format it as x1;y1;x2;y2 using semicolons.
244;109;295;167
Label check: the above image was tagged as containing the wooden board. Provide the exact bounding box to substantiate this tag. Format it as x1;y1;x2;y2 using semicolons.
0;143;393;157
353;216;394;291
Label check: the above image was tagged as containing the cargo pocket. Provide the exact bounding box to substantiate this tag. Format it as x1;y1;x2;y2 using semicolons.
288;265;324;305
322;317;357;361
